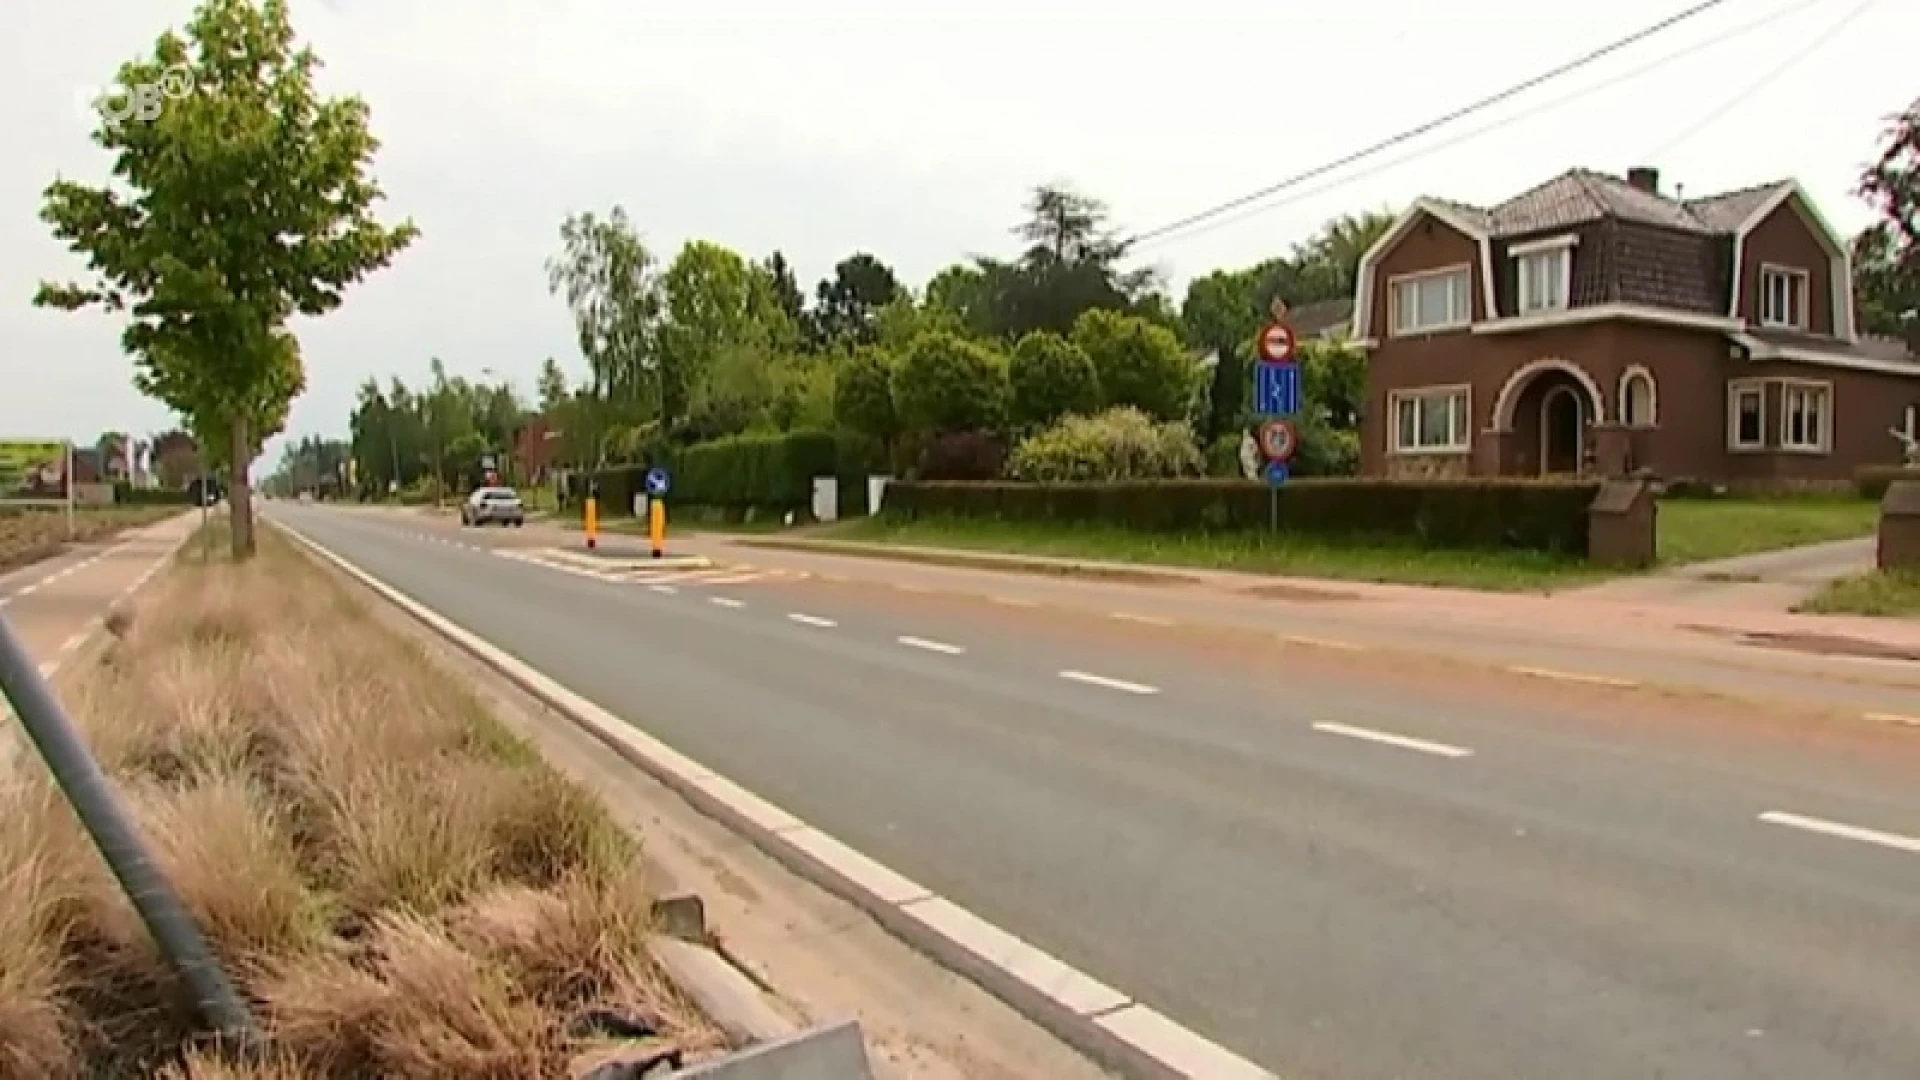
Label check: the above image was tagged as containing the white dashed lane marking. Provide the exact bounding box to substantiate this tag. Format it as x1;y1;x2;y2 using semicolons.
898;635;965;655
788;613;837;628
1313;722;1474;759
1759;811;1920;855
1058;670;1159;695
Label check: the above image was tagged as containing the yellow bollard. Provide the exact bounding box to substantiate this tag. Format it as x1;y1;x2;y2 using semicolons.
648;496;666;558
584;496;598;550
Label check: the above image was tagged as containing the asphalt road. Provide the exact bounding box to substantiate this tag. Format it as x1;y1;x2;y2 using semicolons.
275;505;1920;1080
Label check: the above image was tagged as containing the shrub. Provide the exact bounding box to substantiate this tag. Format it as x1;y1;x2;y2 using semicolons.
1007;332;1099;429
1068;309;1192;422
915;432;1006;482
881;478;1601;553
892;331;1009;434
1856;464;1914;500
1006;408;1202;484
1205;433;1250;478
832;346;899;445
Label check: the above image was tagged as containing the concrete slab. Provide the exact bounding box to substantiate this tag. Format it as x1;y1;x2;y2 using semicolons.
675;1019;874;1079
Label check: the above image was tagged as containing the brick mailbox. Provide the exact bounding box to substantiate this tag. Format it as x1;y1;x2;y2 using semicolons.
1877;476;1920;571
1587;479;1657;569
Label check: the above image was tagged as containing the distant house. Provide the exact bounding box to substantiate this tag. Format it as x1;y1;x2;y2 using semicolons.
1351;166;1920;489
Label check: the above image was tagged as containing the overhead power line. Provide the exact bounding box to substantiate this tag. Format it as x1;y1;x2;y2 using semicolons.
1131;0;1827;252
1126;0;1737;248
1639;0;1880;161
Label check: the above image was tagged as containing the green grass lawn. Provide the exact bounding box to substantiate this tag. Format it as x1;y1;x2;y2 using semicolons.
1655;497;1880;565
806;496;1883;593
1796;570;1920;617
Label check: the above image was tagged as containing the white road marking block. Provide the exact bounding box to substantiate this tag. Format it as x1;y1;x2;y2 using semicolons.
1758;810;1920;854
897;635;964;655
1313;722;1473;759
1058;670;1158;695
788;613;837;628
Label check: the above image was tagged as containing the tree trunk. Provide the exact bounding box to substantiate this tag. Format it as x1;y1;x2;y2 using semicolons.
228;414;257;560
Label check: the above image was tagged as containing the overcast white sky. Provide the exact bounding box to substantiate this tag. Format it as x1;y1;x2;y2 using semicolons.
1;0;1912;470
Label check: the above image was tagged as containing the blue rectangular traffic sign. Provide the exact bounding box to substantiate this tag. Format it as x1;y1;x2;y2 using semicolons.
1264;461;1291;487
1254;362;1301;416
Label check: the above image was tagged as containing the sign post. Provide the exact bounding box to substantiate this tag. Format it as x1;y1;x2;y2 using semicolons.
644;466;671;559
583;483;598;550
1252;299;1303;532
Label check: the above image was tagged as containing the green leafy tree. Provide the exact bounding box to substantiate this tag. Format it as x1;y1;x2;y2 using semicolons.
547;207;662;419
660;240;784;434
833;346;901;448
808;253;903;350
536;357;569;412
923;264;996;336
1008;331;1099;429
893;332;1009;434
35;0;416;557
761;251;808;330
1181;268;1265;440
1856;99;1919;336
1069;309;1192;422
1300;339;1365;430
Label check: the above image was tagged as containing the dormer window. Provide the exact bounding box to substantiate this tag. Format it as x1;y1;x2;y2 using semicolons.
1512;234;1576;315
1759;265;1808;329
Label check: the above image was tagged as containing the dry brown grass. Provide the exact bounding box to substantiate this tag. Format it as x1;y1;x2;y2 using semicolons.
0;525;722;1078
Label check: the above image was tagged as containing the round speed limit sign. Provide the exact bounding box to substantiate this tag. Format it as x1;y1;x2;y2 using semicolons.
1257;418;1298;463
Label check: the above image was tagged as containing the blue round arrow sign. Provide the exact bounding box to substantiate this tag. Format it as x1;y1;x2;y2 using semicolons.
644;467;671;496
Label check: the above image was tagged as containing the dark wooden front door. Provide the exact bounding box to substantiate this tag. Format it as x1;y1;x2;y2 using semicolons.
1542;388;1582;475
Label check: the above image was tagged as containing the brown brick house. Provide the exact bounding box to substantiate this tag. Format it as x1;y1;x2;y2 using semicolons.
1351;166;1920;489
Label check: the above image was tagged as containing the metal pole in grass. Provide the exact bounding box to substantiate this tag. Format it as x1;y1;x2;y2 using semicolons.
0;613;262;1049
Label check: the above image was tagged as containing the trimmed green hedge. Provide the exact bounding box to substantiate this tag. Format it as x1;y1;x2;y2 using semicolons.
880;478;1602;554
112;484;195;506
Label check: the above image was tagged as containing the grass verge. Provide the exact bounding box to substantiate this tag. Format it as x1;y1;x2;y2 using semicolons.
795;496;1881;591
0;523;720;1078
810;516;1610;591
0;506;186;574
1795;569;1920;617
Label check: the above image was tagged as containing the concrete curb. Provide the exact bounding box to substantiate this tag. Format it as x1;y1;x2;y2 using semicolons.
272;517;1273;1080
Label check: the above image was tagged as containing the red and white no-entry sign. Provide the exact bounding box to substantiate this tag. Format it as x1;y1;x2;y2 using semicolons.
1257;418;1298;463
1257;321;1297;364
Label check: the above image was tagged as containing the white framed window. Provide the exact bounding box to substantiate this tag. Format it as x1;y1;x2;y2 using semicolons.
1727;381;1765;451
1759;265;1808;330
1388;266;1472;336
1512;235;1575;315
1389;386;1471;453
1779;380;1829;453
1619;368;1657;428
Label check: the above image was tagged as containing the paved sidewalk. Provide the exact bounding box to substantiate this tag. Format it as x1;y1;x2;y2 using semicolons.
1572;536;1875;610
0;512;198;679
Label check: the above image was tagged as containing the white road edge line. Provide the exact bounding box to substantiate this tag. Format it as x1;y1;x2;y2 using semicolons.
787;612;837;628
272;517;1275;1080
709;596;745;609
1758;810;1920;854
1313;722;1474;759
1058;670;1158;695
897;635;964;655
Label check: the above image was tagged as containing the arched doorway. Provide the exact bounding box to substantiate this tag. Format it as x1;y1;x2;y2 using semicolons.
1540;386;1583;475
1491;359;1604;476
